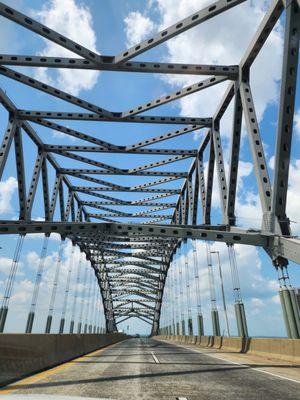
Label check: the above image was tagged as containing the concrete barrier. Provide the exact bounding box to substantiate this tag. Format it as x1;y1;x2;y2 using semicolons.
154;335;300;362
221;337;244;352
199;336;210;347
213;336;222;349
248;338;300;363
0;333;128;387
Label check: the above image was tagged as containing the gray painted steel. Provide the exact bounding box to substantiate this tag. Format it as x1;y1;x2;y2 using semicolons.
0;0;299;336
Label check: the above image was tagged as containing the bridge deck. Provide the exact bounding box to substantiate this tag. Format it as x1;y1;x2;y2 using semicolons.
1;338;299;399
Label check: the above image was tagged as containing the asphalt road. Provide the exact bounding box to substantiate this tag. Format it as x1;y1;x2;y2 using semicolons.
3;338;300;400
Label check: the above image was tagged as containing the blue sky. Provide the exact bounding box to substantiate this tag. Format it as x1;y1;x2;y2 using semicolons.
0;0;299;337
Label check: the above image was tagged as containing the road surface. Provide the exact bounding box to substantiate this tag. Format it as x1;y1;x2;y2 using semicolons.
1;338;300;399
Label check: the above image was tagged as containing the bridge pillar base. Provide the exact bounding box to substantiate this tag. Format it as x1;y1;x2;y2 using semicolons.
181;319;185;335
211;310;220;336
197;314;204;336
45;315;52;334
235;302;248;338
25;311;35;333
188;318;193;336
59;318;65;334
69;320;74;334
279;286;300;339
0;306;8;333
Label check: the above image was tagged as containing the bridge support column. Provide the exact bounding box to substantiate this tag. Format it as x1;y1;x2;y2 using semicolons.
279;286;300;339
181;319;185;335
197;314;204;336
59;318;65;334
25;311;35;334
211;310;220;336
70;320;75;334
228;245;249;337
45;315;52;334
188;318;193;336
176;322;180;335
234;302;248;338
0;306;8;333
45;240;64;334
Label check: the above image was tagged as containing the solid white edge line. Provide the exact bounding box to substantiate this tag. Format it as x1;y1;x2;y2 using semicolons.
161;340;300;384
151;351;160;364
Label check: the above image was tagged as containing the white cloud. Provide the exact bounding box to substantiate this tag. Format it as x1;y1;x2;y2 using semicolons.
51;129;77;142
0;176;18;214
2;238;105;333
294;109;300;139
124;11;156;47
251;297;264;307
31;0;99;95
268;157;300;236
124;1;283;140
163;240;284;336
0;257;24;277
286;160;300;235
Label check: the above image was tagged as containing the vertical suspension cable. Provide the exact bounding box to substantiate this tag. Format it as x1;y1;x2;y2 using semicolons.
69;252;82;333
170;259;176;335
45;239;64;333
206;242;220;336
178;246;185;335
89;276;97;333
99;296;104;333
206;243;217;310
227;244;242;302
84;267;93;333
59;243;75;333
192;239;204;335
26;235;49;333
192;239;202;315
93;281;100;333
0;234;25;333
227;244;248;337
174;252;180;335
78;259;88;333
184;240;192;335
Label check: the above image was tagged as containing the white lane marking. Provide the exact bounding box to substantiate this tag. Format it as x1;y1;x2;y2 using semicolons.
177;397;189;400
163;341;300;384
151;351;160;364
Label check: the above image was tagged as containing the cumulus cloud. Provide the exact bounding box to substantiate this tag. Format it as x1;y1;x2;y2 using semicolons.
0;176;18;215
123;1;283;134
124;11;156;47
123;1;284;234
268;157;300;235
163;240;284;336
2;238;104;333
31;0;99;95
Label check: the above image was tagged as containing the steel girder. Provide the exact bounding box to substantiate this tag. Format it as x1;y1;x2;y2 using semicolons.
0;0;299;333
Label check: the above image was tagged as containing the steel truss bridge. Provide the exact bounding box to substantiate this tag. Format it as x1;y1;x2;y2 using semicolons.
0;0;299;336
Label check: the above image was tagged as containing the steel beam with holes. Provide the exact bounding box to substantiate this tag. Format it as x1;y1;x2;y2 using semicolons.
271;1;299;235
0;55;238;77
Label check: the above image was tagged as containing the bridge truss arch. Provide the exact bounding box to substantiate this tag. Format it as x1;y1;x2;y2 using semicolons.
0;0;299;334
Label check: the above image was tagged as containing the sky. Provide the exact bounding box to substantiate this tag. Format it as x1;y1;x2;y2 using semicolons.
0;0;299;337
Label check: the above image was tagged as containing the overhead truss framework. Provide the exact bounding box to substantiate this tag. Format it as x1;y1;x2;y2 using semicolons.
0;0;299;334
